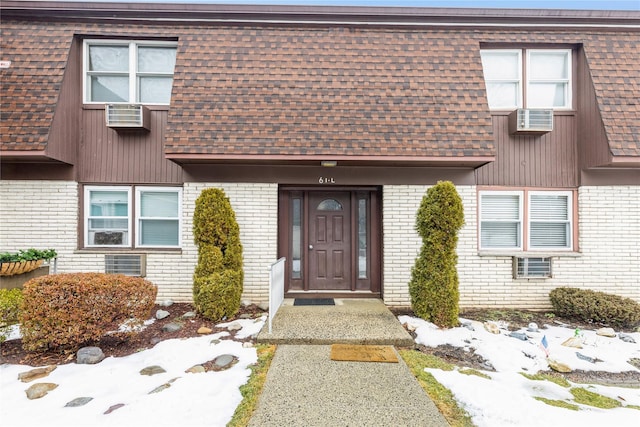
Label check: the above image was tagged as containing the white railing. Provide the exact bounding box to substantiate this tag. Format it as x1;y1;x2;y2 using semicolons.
268;257;286;334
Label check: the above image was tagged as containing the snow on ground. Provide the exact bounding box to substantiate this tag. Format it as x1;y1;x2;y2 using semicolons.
400;315;640;427
0;317;266;427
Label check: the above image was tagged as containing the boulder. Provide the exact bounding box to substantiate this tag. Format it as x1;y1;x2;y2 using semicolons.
483;322;500;334
162;322;182;332
548;359;572;373
25;383;58;400
65;397;93;407
197;326;212;334
140;365;166;376
155;309;170;320
596;327;616;338
561;337;583;349
77;347;105;364
18;365;56;383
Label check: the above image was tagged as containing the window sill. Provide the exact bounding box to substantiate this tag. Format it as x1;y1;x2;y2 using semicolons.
75;248;182;255
478;251;581;258
83;103;169;111
489;109;576;116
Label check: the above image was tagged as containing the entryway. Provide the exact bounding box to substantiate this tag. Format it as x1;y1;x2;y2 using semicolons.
278;187;381;298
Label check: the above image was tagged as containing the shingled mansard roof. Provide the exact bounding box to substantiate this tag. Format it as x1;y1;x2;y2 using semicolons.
1;1;639;166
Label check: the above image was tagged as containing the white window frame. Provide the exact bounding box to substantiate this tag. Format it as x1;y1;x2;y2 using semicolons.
528;190;573;251
83;39;177;105
526;49;572;110
480;49;523;110
84;185;182;249
85;186;132;248
479;190;574;252
480;48;572;110
135;187;183;249
479;190;524;251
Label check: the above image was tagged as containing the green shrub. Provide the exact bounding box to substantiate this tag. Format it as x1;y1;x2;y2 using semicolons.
193;188;244;321
19;273;157;352
549;287;640;329
0;288;23;342
409;181;465;328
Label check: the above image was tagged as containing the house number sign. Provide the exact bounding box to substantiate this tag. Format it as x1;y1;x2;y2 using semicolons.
318;177;336;184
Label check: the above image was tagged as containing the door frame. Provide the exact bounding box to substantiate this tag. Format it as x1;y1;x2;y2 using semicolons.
278;186;382;298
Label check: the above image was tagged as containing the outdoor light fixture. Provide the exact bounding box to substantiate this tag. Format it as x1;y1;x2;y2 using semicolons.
321;160;337;167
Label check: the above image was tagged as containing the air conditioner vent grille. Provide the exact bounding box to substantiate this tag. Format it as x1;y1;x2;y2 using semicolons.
105;254;146;277
513;257;552;279
509;109;554;134
105;104;150;130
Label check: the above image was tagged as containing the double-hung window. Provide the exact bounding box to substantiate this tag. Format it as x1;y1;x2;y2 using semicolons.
85;186;182;248
479;190;573;251
480;49;571;110
84;40;177;104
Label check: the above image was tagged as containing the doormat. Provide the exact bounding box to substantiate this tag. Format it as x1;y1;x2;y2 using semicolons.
293;298;335;306
330;344;398;363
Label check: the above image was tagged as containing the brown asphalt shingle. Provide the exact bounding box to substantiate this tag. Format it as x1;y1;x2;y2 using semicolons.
1;14;638;160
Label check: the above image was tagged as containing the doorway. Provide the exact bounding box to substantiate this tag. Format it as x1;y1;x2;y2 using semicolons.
279;187;381;297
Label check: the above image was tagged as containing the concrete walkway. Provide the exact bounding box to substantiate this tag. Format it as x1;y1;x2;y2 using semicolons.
250;299;448;426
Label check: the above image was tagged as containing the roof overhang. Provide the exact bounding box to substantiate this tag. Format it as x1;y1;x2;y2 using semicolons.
166;153;495;168
0;150;73;164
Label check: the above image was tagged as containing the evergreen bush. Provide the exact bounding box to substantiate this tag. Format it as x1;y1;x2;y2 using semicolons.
0;288;23;342
193;188;244;321
549;287;640;329
409;181;465;328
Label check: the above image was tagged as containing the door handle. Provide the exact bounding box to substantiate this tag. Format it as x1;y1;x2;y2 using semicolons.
308;245;313;250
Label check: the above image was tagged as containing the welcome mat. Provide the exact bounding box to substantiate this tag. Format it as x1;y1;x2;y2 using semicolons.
293;298;335;306
330;344;399;363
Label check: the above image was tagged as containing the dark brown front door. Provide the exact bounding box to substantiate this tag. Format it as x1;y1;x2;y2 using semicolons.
308;192;351;290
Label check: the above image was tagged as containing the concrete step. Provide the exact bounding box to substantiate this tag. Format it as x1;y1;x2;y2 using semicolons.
256;298;414;347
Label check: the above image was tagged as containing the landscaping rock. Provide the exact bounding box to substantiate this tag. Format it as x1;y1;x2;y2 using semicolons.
25;383;58;400
149;378;178;394
527;322;539;332
140;365;166;376
596;327;616;338
258;302;269;311
213;354;235;369
548;359;572;373
509;331;528;341
65;397;93;407
197;326;212;334
576;352;602;364
182;311;196;319
243;342;254;348
186;365;206;374
104;403;125;414
561;337;583;349
484;322;500;334
162;322;182;332
18;365;56;383
155;309;170;320
619;333;636;344
77;347;105;364
239;313;253;319
225;321;242;331
210;339;221;345
158;299;174;307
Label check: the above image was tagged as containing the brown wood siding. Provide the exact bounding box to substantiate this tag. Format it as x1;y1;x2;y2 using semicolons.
78;108;183;184
576;47;611;171
475;114;578;187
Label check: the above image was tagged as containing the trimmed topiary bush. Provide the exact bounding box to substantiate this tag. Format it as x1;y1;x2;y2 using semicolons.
0;288;23;342
19;273;157;352
193;188;244;321
409;181;465;328
549;287;640;329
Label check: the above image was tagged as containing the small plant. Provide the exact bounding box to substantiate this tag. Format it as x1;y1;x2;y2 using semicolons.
520;372;570;388
409;181;464;328
549;287;640;329
0;248;57;263
459;368;491;379
534;397;579;411
0;288;23;342
570;387;621;409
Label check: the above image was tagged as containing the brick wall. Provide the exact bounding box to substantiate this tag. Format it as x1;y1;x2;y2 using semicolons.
0;180;277;305
383;184;640;309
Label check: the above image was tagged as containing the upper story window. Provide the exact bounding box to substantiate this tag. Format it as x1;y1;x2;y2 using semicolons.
480;49;572;110
84;40;177;105
479;190;574;251
85;185;182;249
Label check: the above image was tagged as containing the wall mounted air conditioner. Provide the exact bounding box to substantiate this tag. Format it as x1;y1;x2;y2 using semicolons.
513;257;553;279
105;254;146;277
105;104;150;130
509;109;553;135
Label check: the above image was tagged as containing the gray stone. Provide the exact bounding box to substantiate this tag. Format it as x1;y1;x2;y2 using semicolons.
104;403;125;414
149;378;178;394
186;365;206;374
162;322;182;332
25;383;58;400
226;321;243;331
182;311;196;319
140;365;166;376
576;352;602;364
214;354;235;369
77;347;105;364
210;339;221;345
619;333;636;344
65;397;93;407
241;300;252;307
158;299;174;307
527;322;539;332
18;365;56;383
509;331;528;341
596;327;617;338
150;337;162;346
258;302;269;311
156;309;170;320
239;313;253;319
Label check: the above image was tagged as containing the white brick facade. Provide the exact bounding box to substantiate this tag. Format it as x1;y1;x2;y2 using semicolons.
1;180;278;305
382;184;640;309
2;180;637;309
